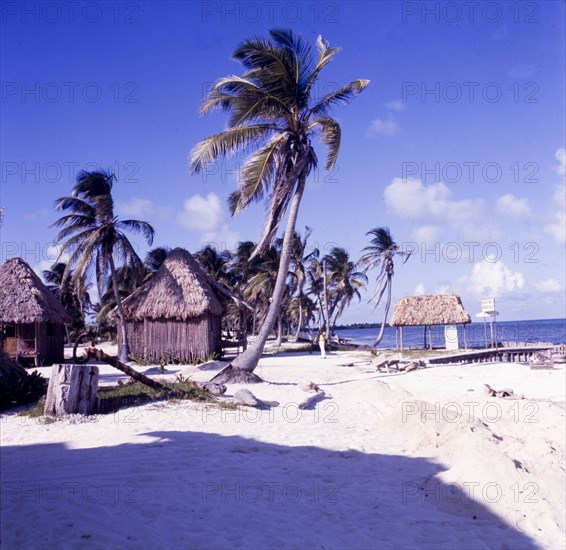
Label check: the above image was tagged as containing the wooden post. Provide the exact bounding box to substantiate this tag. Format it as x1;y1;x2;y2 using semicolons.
400;326;404;351
463;324;468;350
428;325;433;350
44;364;99;417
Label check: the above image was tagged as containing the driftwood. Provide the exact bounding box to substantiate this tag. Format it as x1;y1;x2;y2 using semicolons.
233;389;279;409
196;382;227;395
44;364;99;417
83;347;168;391
298;391;326;410
300;381;320;392
484;383;524;400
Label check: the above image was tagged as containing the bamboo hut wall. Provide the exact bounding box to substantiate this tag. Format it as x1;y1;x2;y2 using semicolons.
136;313;221;363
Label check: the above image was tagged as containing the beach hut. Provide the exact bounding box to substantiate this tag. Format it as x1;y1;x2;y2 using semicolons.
117;248;224;363
0;257;70;366
390;294;471;350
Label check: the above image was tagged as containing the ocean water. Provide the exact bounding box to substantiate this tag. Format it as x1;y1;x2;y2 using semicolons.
336;318;566;349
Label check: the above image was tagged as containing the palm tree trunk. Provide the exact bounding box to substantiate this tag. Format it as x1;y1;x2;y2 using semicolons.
108;255;130;362
295;289;303;340
323;259;330;336
275;313;283;346
229;174;307;374
373;277;392;347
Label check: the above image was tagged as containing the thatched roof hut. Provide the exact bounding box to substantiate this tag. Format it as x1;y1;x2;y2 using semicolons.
390;294;471;350
0;257;70;365
390;294;471;327
117;248;224;363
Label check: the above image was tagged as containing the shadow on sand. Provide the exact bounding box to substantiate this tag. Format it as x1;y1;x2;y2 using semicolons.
1;429;540;549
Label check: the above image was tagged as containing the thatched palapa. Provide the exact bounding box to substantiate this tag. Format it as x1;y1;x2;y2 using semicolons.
390;294;471;350
117;248;224;363
0;257;70;366
390;295;471;327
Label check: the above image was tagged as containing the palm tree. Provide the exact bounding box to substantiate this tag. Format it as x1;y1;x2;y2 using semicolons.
191;29;368;378
288;228;319;340
51;170;155;361
358;227;411;347
144;246;171;278
324;247;367;331
43;262;91;341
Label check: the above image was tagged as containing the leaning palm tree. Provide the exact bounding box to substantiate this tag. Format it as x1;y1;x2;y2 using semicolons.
51;170;155;361
358;227;411;347
191;29;368;380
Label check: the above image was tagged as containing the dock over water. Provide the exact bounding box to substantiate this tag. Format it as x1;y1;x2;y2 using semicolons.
427;344;566;365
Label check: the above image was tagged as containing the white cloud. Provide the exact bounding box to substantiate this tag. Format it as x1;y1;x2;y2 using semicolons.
367;117;398;137
458;259;526;299
384;178;483;224
117;197;155;218
555;148;566;176
534;278;562;293
414;283;425;295
384;100;405;112
544;183;566;245
177;192;240;250
496;194;531;218
177;193;223;232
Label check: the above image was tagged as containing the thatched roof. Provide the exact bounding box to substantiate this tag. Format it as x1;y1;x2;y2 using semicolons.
120;248;224;321
390;294;471;326
0;258;70;324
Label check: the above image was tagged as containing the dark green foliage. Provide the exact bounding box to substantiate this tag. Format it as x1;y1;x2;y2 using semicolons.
0;371;48;412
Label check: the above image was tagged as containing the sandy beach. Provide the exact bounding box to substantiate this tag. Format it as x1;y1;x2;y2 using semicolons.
1;345;564;549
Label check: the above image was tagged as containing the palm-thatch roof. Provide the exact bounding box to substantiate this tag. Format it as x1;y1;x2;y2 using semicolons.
120;248;224;321
0;258;70;324
390;294;471;326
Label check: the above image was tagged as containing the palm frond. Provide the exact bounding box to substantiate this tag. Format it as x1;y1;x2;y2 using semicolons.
310;79;370;117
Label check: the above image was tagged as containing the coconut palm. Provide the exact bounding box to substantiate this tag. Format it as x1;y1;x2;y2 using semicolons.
191;29;368;378
288;228;319;339
324;246;367;330
144;246;171;278
358;227;411;347
51;170;154;361
43;262;91;341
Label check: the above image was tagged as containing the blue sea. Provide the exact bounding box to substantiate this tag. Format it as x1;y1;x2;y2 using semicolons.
336;318;566;349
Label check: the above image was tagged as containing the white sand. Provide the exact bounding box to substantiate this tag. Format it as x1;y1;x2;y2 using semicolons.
1;346;564;549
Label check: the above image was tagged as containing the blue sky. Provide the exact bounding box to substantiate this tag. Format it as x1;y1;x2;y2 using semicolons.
1;0;565;323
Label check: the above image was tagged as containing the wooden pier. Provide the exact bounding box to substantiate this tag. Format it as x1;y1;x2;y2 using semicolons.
427;344;566;365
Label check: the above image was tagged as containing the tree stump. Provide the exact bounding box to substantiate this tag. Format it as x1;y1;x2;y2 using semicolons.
44;364;99;417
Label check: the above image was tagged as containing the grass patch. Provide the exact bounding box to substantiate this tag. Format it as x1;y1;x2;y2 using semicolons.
97;379;211;414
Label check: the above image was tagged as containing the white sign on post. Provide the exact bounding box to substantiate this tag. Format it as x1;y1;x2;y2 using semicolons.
482;298;495;313
444;325;459;350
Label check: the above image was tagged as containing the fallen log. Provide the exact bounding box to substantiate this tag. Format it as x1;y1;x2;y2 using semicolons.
84;347;168;391
196;382;227;395
233;388;279;408
484;383;524;399
298;391;326;410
